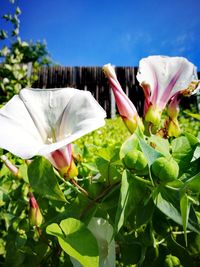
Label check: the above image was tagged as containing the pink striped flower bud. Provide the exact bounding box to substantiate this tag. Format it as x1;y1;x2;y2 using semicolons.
28;193;43;227
103;63;144;133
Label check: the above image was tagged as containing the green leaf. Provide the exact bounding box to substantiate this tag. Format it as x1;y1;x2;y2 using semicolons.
185;172;200;193
115;170;130;232
171;136;196;174
153;188;200;233
96;148;121;183
16;7;21;15
193;146;200;160
18;163;29;183
184;111;200;120
46;218;99;267
81;162;98;173
87;217;115;267
180;192;190;246
148;135;170;157
120;134;139;159
95;157;109;182
137;136;163;166
115;170;147;232
28;157;66;202
184;132;200;146
153;189;182;224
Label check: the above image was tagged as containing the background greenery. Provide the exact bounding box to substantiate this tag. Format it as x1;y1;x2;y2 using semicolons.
0;1;200;267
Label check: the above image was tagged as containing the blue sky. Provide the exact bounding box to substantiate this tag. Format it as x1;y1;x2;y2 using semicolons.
1;0;200;69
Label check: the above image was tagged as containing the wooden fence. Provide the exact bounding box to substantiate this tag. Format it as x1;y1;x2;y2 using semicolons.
33;66;199;118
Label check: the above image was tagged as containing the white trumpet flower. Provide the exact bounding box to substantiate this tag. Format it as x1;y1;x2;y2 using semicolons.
0;88;106;173
136;55;200;125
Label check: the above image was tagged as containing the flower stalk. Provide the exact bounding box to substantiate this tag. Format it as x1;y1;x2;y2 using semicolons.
0;155;21;177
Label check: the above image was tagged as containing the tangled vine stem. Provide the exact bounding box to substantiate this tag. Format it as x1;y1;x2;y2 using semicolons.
36;226;53;249
70;178;93;200
57;175;93;199
79;182;120;219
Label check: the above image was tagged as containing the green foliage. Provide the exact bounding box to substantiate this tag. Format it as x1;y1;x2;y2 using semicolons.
0;1;51;103
46;218;99;267
0;115;200;266
28;157;66;202
179;109;200;136
0;11;200;262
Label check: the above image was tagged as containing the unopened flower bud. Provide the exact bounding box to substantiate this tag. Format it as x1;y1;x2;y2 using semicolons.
103;63;143;133
28;193;43;227
168;118;181;137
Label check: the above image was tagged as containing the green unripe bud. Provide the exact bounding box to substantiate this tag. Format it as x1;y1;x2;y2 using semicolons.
168;118;181;137
145;105;161;125
123;150;148;171
151;157;179;182
164;254;182;267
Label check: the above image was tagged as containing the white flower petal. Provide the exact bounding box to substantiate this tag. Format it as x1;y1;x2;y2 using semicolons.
70;217;115;267
38;90;106;156
0;88;106;159
137;55;198;109
88;217;116;267
19;88;78;142
0;95;43;158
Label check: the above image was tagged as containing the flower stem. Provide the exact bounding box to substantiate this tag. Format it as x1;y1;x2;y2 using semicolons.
133;175;152;186
79;182;120;219
70;178;91;198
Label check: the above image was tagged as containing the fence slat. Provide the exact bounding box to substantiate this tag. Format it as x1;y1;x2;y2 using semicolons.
33;67;200;117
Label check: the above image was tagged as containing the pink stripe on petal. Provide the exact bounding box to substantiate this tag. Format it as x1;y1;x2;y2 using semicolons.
149;64;159;106
29;196;38;209
109;77;137;119
51;144;72;170
141;83;151;115
65;143;72;163
159;67;182;109
168;92;181;118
